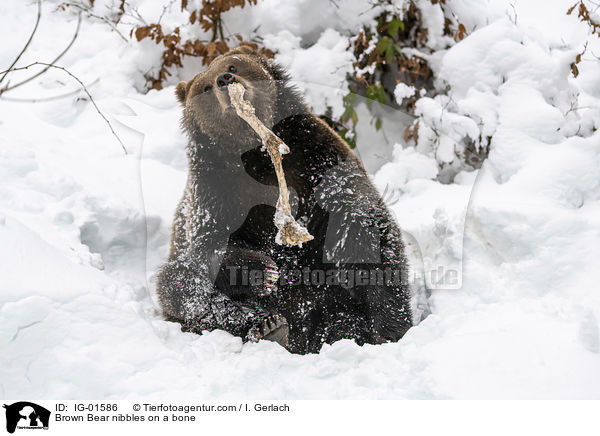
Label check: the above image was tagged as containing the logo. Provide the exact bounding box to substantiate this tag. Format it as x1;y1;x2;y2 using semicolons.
3;402;50;434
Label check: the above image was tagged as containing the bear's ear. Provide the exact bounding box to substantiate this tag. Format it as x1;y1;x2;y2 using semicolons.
175;81;187;105
228;45;256;56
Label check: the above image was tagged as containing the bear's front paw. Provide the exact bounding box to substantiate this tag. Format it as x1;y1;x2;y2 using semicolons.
247;314;289;347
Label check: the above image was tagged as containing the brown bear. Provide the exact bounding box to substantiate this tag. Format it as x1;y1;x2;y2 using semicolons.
156;46;412;354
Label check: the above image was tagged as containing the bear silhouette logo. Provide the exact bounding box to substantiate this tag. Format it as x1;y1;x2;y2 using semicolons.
3;402;50;433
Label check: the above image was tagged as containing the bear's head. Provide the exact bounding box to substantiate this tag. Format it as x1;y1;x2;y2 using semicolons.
176;46;277;144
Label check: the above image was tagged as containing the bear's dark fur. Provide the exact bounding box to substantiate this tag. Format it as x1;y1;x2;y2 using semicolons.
156;46;412;354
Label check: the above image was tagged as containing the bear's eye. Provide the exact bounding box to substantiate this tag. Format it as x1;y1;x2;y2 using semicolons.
204;85;212;93
228;65;237;73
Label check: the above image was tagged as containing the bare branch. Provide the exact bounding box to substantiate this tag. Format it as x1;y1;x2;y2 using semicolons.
0;62;127;155
508;2;518;25
1;13;82;94
0;78;99;102
157;0;178;24
0;0;42;86
565;104;600;115
60;1;128;42
124;6;148;27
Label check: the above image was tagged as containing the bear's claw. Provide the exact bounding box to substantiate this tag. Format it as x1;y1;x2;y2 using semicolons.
247;314;288;347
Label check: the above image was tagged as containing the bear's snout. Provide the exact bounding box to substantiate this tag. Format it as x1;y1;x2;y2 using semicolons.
216;73;236;89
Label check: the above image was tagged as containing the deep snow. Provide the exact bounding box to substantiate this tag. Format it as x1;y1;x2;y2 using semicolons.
1;0;599;399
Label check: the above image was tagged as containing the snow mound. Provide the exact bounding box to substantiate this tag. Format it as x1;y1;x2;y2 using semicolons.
0;0;599;399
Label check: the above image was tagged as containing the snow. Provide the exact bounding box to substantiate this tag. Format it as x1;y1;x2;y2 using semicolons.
1;0;600;399
394;82;416;104
263;28;353;118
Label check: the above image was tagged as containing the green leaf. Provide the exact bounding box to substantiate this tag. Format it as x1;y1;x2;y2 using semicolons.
366;84;388;106
398;19;405;32
375;117;382;130
377;86;387;105
366;84;376;100
350;108;358;125
387;18;405;38
385;44;395;64
377;36;391;54
344;92;357;105
339;128;357;149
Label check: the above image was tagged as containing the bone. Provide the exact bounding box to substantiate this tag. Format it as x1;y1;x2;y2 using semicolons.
228;82;314;246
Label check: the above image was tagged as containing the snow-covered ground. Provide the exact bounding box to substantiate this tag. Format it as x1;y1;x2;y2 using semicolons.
1;0;599;399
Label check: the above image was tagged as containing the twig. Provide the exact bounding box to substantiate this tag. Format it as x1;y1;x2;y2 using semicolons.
157;0;177;24
114;0;127;24
508;3;518;25
0;78;99;102
61;1;128;42
0;0;42;86
1;13;82;95
121;5;148;27
565;104;599;115
0;63;127;155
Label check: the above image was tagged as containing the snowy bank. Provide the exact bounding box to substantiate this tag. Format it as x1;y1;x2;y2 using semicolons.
0;0;599;399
